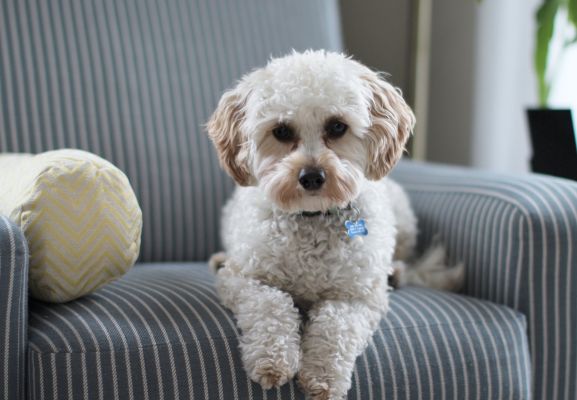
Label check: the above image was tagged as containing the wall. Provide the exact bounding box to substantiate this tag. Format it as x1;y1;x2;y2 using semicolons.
427;0;540;172
339;0;437;157
339;1;548;172
426;0;477;166
339;0;415;104
470;0;540;172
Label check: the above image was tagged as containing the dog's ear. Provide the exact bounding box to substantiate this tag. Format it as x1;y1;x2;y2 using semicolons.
206;87;253;186
361;73;415;180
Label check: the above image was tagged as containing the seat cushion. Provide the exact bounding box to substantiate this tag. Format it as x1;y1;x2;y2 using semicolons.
28;263;531;400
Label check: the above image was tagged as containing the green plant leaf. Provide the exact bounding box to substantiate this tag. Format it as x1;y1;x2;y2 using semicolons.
535;0;560;106
569;0;577;28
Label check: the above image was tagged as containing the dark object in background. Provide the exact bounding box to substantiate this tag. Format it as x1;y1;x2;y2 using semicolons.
527;109;577;181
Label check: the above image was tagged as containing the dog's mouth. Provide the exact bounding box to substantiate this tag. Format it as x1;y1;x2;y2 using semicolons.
290;186;354;213
299;202;353;217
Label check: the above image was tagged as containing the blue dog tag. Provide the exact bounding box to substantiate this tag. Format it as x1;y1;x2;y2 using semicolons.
345;219;368;238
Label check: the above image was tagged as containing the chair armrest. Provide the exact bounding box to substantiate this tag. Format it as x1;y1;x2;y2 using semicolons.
392;160;577;400
0;215;28;400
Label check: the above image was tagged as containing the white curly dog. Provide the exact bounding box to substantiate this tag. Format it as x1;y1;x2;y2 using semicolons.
207;50;463;400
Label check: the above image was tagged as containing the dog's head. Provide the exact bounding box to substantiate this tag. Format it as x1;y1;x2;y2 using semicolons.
207;50;415;212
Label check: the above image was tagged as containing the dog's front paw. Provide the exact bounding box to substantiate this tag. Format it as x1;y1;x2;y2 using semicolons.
298;371;346;400
249;356;298;389
241;329;301;389
298;374;330;400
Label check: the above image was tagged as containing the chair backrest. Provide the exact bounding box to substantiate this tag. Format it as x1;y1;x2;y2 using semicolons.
0;0;342;262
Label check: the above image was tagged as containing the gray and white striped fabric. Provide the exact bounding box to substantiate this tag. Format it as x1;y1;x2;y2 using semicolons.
28;262;531;400
392;160;577;400
0;215;28;400
0;0;342;263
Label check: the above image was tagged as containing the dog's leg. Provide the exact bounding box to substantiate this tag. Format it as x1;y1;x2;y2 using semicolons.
298;299;384;400
216;267;301;389
388;178;418;262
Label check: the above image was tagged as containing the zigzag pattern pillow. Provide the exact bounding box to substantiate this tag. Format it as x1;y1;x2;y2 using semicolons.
0;149;142;302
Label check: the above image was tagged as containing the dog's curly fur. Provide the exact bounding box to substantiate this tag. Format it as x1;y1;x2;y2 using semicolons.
207;50;463;399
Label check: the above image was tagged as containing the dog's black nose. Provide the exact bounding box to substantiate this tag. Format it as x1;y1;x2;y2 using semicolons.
299;167;326;191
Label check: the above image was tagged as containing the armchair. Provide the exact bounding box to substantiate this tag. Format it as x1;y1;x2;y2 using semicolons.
0;0;574;399
0;216;28;399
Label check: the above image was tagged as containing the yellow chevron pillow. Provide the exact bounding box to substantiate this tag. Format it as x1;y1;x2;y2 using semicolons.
0;149;142;303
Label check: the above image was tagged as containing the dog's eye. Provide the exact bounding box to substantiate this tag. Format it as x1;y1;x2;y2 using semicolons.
325;119;348;139
272;124;295;142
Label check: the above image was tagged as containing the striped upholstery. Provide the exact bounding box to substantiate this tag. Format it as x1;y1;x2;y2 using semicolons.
28;263;531;400
392;160;577;400
0;0;342;262
0;216;29;400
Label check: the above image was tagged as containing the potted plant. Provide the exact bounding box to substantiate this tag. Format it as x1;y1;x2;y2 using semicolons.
527;0;577;180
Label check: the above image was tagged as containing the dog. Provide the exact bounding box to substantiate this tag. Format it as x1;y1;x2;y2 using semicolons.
206;50;463;400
